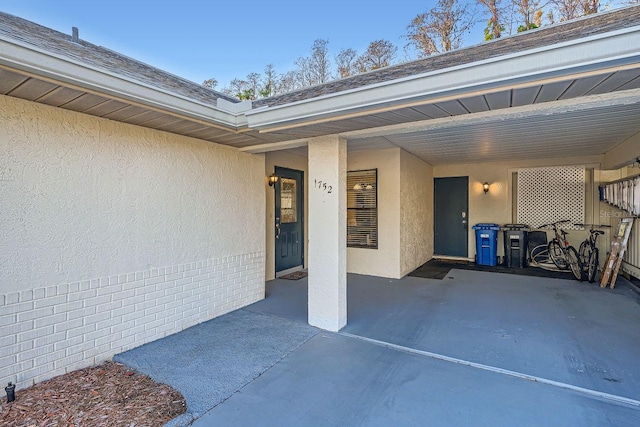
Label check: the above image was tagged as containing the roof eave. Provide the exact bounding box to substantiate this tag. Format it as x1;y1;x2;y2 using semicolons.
243;26;640;133
0;36;241;129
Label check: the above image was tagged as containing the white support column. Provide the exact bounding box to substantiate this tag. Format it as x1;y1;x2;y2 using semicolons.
307;135;347;331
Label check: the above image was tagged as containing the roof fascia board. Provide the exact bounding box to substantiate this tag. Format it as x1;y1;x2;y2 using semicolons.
244;27;640;131
0;37;240;129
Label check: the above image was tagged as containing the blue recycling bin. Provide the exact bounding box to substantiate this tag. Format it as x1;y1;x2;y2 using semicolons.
472;223;500;266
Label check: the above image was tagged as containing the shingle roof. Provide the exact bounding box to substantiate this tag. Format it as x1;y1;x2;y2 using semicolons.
253;6;640;108
0;11;239;106
1;7;639;114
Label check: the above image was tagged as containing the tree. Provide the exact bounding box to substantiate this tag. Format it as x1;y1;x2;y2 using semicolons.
260;64;278;98
406;0;475;56
582;0;599;15
295;39;332;87
552;0;584;20
335;48;358;78
224;78;254;100
355;40;398;72
277;70;300;94
478;0;504;40
202;78;218;90
512;0;545;32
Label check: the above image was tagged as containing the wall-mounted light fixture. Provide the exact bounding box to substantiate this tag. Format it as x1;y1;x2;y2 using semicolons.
483;182;490;194
268;173;279;187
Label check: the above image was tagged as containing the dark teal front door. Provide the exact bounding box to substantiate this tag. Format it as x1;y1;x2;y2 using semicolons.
434;176;469;257
275;167;304;274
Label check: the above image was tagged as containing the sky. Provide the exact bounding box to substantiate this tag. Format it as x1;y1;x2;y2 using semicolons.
1;1;629;90
0;0;456;88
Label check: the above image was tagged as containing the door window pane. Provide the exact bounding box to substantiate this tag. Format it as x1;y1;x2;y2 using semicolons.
281;178;297;223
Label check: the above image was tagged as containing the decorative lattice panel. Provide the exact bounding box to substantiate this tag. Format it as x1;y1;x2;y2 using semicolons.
517;166;585;229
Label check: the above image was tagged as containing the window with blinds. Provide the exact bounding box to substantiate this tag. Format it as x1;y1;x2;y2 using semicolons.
347;169;378;249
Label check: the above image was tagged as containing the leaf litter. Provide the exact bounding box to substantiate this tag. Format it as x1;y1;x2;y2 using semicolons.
0;361;186;427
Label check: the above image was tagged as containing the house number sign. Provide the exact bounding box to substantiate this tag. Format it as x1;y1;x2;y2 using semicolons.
314;179;333;194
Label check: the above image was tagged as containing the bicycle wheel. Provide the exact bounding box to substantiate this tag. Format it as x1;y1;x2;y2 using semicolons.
530;244;549;263
548;241;567;269
578;241;590;268
587;248;599;283
567;246;583;281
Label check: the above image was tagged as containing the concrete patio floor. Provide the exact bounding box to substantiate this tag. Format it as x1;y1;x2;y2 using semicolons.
114;269;640;426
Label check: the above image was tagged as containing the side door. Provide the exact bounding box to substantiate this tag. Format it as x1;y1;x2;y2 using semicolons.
434;176;469;258
275;167;304;275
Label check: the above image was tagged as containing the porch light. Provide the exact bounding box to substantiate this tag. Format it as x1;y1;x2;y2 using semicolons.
268;173;279;187
483;182;490;194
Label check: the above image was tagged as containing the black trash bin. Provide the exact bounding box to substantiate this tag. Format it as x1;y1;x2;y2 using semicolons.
503;224;530;268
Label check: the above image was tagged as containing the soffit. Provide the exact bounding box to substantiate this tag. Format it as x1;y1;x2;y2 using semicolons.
0;66;281;147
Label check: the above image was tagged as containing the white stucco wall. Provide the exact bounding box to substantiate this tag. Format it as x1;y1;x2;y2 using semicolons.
0;95;265;389
265;150;308;281
433;155;604;259
347;148;401;278
399;150;434;277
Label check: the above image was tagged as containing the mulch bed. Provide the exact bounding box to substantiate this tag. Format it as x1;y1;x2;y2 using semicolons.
0;361;186;427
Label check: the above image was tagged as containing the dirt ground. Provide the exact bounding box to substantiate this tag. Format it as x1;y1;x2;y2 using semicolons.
0;361;186;427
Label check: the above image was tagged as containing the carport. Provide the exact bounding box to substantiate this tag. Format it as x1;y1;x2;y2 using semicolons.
253;7;640;331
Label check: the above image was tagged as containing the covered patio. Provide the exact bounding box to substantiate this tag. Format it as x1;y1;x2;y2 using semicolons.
115;271;640;426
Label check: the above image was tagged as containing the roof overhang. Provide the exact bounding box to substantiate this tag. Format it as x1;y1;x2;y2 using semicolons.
243;26;640;133
0;35;241;129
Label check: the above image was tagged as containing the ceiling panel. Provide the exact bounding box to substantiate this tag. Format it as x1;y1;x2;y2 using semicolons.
434;100;469;116
534;81;574;103
587;69;640;95
616;76;640;91
61;93;109;112
511;86;540;107
388;107;432;121
411;104;450;119
83;99;129;117
103;105;148;121
484;91;511;110
459;96;490;113
36;86;83;106
8;78;57;100
137;114;184;128
122;110;166;125
559;75;610;99
0;69;29;94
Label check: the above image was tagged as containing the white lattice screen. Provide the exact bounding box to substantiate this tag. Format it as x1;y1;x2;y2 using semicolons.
517;166;585;229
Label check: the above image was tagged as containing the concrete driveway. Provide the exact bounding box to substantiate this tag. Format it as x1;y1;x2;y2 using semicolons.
115;270;640;426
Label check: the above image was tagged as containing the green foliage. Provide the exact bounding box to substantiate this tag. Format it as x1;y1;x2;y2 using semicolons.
517;22;539;33
484;20;505;41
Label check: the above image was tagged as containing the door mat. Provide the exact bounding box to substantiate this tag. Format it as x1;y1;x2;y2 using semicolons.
280;271;308;280
409;259;576;280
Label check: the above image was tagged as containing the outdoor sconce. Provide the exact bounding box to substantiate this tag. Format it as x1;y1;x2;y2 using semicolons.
483;182;490;194
268;173;279;187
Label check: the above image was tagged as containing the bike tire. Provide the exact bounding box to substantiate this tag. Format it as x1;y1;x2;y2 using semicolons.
548;241;567;269
530;244;549;263
578;241;590;268
567;246;583;281
587;248;599;283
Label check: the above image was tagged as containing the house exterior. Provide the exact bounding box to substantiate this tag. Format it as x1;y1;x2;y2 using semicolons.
2;7;640;390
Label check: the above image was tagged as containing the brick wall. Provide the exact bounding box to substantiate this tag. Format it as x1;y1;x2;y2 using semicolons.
0;251;265;390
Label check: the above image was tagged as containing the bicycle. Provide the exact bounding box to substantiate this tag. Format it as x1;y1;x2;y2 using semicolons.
538;220;584;281
575;224;611;283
